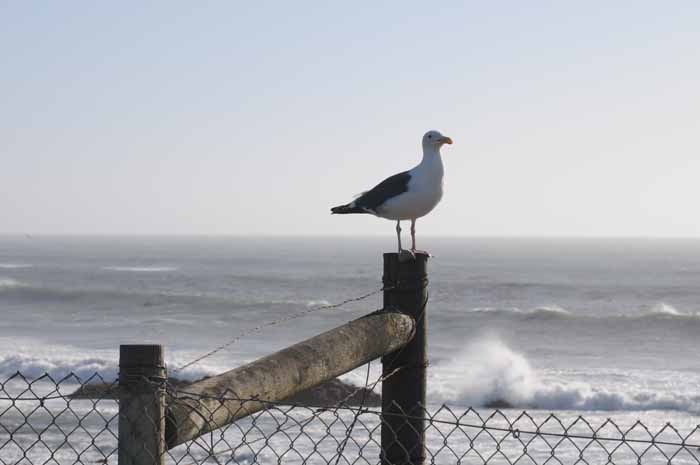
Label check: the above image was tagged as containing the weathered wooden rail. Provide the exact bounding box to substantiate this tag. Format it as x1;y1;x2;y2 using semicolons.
118;252;429;465
166;310;415;447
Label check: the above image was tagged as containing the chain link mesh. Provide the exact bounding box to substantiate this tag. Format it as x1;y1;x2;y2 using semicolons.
2;372;699;465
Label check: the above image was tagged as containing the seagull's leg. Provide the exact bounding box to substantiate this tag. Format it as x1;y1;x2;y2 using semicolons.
410;218;431;256
397;220;415;261
396;221;402;253
410;219;417;252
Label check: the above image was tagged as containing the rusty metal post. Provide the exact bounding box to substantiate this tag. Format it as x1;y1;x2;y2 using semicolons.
119;345;166;465
381;252;429;465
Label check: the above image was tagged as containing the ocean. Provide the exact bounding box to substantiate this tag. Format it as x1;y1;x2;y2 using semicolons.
1;236;699;462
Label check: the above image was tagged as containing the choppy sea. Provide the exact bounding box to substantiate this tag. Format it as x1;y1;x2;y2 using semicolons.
1;236;699;462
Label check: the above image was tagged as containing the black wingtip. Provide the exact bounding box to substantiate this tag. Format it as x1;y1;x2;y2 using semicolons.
331;204;365;214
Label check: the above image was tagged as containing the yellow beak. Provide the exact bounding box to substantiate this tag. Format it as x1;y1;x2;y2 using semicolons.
443;136;453;145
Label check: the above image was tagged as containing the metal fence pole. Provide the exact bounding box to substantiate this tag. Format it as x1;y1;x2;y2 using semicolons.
119;345;167;465
381;252;428;465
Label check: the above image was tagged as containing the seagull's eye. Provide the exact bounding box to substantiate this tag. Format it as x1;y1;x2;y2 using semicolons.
428;135;432;139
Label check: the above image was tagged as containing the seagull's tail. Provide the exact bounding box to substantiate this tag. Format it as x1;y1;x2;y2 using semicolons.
331;203;368;214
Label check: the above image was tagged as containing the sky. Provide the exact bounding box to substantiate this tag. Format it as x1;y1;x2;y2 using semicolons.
1;1;699;237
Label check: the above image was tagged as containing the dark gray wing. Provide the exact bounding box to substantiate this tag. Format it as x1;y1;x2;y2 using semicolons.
353;171;411;212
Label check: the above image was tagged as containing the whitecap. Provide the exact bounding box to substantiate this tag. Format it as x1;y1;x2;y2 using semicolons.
647;302;685;317
469;305;571;318
0;277;25;289
526;305;572;318
0;351;218;383
469;307;523;314
0;353;118;381
102;266;178;272
0;263;33;269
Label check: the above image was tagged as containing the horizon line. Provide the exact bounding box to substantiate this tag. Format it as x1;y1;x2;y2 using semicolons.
2;233;700;241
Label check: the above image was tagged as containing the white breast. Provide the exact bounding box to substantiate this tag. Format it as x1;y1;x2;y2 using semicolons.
376;154;444;221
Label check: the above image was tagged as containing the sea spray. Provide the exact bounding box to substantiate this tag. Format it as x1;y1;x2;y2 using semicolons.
429;336;538;407
428;338;700;413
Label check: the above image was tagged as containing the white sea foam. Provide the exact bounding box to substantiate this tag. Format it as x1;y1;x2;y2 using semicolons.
102;266;178;272
647;302;686;317
430;337;537;407
0;352;216;383
2;341;699;414
0;263;33;269
306;300;331;307
429;337;700;414
469;305;571;318
0;277;25;289
528;305;571;317
470;303;700;320
470;306;523;314
0;353;118;381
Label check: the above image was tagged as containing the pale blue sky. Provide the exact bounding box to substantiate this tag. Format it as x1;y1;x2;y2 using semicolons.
2;2;699;236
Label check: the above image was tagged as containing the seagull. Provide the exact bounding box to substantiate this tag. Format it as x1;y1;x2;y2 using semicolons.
331;130;452;256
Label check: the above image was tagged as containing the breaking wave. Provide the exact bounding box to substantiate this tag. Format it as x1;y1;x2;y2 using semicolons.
0;354;118;381
643;302;697;318
469;305;572;319
0;263;33;269
469;304;700;321
651;303;682;316
2;341;698;414
0;352;214;383
0;277;26;289
429;338;700;414
102;266;179;272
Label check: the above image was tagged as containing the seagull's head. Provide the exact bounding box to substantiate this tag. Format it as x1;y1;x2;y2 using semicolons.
422;130;453;151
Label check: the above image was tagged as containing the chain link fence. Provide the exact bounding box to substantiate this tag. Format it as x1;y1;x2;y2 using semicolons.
2;371;699;465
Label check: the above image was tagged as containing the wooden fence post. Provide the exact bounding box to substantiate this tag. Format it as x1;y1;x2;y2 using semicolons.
119;345;167;465
381;252;428;465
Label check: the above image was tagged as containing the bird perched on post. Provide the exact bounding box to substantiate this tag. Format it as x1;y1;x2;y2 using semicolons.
331;130;452;257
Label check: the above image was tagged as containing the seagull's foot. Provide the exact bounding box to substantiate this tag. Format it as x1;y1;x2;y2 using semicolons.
398;248;416;262
411;248;433;258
